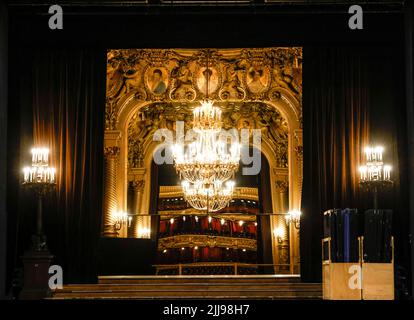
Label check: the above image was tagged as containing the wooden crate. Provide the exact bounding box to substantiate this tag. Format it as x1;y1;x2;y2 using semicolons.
361;237;394;300
322;237;395;300
322;262;362;300
322;238;362;300
361;263;394;300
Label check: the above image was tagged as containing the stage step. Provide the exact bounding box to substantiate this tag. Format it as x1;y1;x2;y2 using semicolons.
51;276;322;300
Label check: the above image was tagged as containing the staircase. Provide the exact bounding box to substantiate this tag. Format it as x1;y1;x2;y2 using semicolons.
51;275;322;300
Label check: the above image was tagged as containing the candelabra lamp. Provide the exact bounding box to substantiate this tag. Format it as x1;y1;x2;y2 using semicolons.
359;146;393;210
285;210;301;229
113;211;132;237
20;147;56;300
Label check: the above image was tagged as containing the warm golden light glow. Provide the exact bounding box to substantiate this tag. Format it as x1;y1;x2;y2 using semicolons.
273;226;285;239
23;147;56;184
172;98;241;212
359;145;392;182
137;226;151;239
181;180;235;212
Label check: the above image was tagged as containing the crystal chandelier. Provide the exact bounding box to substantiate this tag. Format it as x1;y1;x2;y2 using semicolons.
171;50;241;212
192;100;222;132
172;105;240;184
181;180;235;212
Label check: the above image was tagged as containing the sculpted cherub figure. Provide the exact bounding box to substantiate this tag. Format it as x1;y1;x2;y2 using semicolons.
123;68;141;93
273;63;299;95
170;61;194;99
222;65;244;99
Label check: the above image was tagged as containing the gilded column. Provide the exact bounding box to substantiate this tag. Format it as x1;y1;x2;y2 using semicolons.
131;179;145;238
102;146;120;237
292;130;303;274
274;179;290;273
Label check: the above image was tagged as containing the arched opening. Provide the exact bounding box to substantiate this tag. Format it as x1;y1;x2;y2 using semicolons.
103;48;302;276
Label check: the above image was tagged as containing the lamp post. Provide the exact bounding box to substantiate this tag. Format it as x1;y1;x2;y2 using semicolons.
22;148;56;251
20;147;56;299
359;146;393;209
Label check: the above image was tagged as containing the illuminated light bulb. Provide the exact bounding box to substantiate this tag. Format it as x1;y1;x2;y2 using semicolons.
220;218;225;225
273;227;285;239
194;246;198;250
23;167;31;182
170;218;174;224
138;227;150;238
208;216;212;223
238;220;244;227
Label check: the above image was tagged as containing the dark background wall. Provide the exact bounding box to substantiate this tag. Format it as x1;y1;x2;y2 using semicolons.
405;1;414;298
0;1;8;300
4;1;412;297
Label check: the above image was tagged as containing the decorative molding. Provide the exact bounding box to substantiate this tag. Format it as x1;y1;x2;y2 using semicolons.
275;180;288;193
131;179;145;191
295;145;303;161
158;235;257;251
104;146;120;158
106;48;302;131
159;212;257;222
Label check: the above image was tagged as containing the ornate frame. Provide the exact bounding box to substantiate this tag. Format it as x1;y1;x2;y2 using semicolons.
104;47;302;274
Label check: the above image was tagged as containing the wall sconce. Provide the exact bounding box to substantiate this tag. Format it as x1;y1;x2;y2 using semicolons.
137;226;151;239
113;211;131;232
285;210;301;229
273;227;285;244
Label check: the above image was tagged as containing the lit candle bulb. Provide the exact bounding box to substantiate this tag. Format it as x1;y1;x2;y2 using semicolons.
383;165;391;181
43;148;49;164
50;168;56;183
23;167;30;182
31;148;36;164
359;166;367;181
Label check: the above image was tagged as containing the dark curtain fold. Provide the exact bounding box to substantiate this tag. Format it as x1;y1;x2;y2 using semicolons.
258;153;273;271
31;49;106;283
301;47;370;282
406;1;414;297
150;160;160;241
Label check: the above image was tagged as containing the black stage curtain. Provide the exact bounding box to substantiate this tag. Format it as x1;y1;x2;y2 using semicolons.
9;48;106;284
150;160;160;242
0;1;8;298
258;153;273;270
406;1;414;297
301;47;371;282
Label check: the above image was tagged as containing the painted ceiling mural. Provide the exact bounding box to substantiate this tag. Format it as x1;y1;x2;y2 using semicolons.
105;48;302;169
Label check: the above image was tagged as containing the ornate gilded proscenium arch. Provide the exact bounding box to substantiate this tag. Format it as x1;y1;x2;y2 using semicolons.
104;48;302;273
